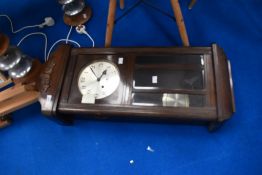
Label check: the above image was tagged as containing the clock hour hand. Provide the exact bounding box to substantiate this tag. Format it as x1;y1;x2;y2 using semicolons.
97;70;107;82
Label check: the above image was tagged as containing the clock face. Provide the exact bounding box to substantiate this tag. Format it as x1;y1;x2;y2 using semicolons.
78;61;120;101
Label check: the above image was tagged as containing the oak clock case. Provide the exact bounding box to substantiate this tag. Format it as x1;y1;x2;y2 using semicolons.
39;44;235;129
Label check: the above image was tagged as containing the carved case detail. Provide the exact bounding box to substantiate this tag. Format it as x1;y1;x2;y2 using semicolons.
39;44;71;116
40;59;56;92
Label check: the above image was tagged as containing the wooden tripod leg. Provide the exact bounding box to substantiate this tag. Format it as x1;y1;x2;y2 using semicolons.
188;0;197;10
120;0;125;10
0;84;39;117
105;0;117;47
0;84;27;103
170;0;190;46
0;91;39;117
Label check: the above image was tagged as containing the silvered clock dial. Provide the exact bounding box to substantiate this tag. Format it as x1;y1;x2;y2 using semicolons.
78;61;120;103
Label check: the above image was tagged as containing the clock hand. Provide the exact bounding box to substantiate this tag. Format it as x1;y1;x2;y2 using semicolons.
90;67;99;79
97;70;107;82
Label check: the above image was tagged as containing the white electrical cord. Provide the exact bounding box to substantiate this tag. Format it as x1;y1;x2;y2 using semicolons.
0;14;51;34
0;14;81;63
47;25;94;62
75;25;95;48
47;39;81;61
83;31;95;48
66;26;73;44
0;15;90;62
46;26;80;61
17;32;48;61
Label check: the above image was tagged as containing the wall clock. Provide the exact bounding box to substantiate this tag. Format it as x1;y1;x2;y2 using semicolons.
38;44;235;131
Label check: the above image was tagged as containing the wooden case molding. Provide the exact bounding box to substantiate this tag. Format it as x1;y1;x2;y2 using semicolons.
38;44;72;124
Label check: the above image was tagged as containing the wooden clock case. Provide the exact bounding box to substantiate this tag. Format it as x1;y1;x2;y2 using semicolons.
38;44;235;130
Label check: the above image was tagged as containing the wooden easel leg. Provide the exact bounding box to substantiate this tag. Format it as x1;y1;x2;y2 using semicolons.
0;72;12;89
188;0;197;10
0;91;39;117
105;0;117;48
120;0;125;10
170;0;190;46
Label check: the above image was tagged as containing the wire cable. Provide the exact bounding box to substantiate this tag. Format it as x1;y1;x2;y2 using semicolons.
47;39;81;61
0;14;42;34
17;32;48;61
83;31;95;48
75;25;95;48
46;26;80;62
66;26;73;44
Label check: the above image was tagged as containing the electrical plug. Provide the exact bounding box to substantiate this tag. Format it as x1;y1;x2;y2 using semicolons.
39;17;55;28
76;25;88;35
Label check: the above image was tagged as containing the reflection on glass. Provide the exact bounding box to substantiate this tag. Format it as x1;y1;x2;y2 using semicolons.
162;94;189;107
134;69;204;90
132;93;205;107
136;55;203;65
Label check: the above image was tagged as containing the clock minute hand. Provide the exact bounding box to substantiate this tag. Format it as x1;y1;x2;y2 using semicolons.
90;67;98;79
97;70;107;82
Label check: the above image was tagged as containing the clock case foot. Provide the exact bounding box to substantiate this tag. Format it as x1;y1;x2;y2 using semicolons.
46;114;74;126
49;115;225;132
208;121;224;132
